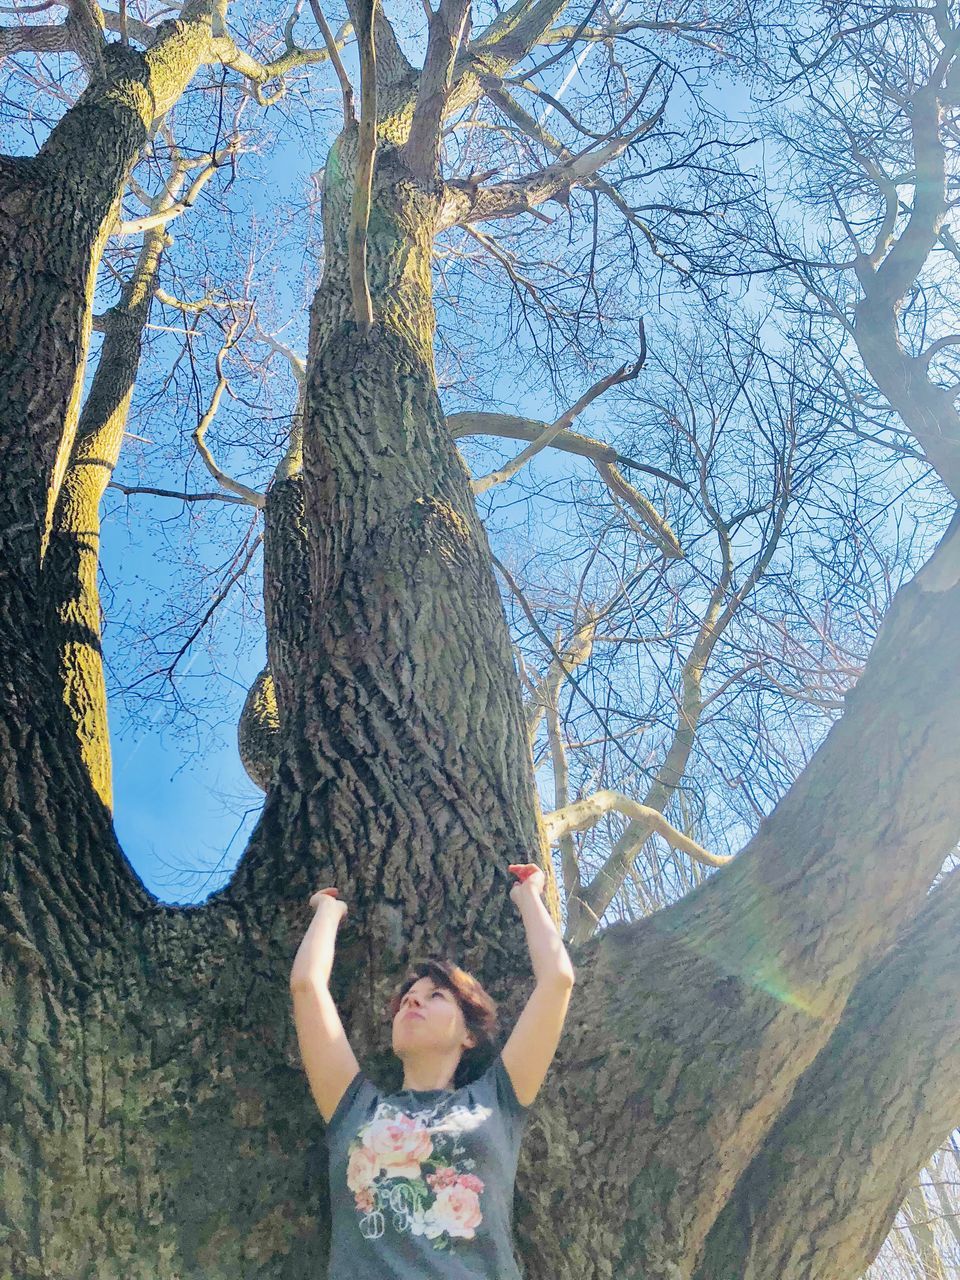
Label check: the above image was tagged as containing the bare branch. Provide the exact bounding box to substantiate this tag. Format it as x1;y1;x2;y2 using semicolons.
192;317;266;508
349;0;377;333
404;0;471;179
107;482;253;505
543;790;729;867
473;335;646;492
307;0;354;121
439;115;660;229
448;410;669;475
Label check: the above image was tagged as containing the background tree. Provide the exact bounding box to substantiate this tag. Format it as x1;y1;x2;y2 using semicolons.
1;0;959;1276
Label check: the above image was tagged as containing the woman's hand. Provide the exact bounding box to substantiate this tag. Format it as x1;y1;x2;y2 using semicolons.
508;863;545;906
308;886;348;926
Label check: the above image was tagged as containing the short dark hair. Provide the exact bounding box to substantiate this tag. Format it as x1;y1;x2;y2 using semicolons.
387;957;500;1087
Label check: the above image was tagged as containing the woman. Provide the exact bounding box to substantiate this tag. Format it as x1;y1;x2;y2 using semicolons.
290;862;576;1278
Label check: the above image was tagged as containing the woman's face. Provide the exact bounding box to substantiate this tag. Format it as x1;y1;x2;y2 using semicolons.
391;976;473;1057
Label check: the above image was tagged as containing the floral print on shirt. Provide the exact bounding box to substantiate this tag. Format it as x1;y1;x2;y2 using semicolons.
345;1095;493;1251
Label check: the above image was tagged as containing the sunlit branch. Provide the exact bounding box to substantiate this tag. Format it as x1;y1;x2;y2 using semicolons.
192;316;266;508
114;140;240;235
543;791;728;867
349;0;377;334
448;410;683;483
453;409;683;554
524;614;597;742
210;31;333;94
253;318;306;481
543;624;586;912
154;288;238;312
253;321;306;386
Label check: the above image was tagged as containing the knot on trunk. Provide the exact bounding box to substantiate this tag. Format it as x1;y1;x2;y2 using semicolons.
238;666;280;791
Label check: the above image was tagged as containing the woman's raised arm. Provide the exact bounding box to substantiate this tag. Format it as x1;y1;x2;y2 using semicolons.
499;863;576;1107
290;891;362;1124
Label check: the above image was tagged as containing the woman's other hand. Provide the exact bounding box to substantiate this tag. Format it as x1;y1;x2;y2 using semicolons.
308;886;348;925
508;863;545;905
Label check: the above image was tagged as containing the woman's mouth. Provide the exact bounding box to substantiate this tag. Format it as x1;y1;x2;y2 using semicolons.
404;1011;424;1020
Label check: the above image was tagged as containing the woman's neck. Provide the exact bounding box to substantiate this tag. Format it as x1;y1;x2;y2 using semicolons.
401;1055;459;1091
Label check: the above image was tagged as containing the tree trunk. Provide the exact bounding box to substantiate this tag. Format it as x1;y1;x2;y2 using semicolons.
41;215;169;809
693;868;960;1280
3;92;960;1280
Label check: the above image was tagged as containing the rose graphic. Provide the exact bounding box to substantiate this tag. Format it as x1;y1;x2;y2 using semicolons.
346;1143;379;1194
365;1111;434;1180
345;1099;491;1251
413;1179;483;1241
427;1165;459;1190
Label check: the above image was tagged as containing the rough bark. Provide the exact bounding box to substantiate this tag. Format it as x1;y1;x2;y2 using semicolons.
693;868;960;1280
262;413;309;729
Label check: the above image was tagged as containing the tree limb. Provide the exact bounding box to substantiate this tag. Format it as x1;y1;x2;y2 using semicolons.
438;116;660;229
349;0;377;333
472;342;646;493
404;0;471;179
544;790;728;867
694;866;960;1280
307;0;354;121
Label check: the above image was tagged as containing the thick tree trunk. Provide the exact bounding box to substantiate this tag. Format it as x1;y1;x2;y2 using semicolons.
693;868;960;1280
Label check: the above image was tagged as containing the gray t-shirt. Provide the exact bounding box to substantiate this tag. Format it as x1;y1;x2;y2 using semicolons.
325;1054;532;1279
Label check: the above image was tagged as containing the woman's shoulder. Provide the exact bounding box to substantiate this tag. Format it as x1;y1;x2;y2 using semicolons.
326;1069;381;1139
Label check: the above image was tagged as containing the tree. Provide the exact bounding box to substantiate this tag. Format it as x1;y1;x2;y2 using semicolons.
1;0;959;1275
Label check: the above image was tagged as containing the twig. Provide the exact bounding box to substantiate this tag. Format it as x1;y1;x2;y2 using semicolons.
307;0;355;121
108;482;256;505
473;322;646;493
192;316;266;508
